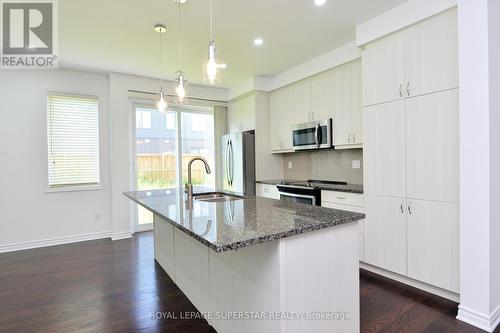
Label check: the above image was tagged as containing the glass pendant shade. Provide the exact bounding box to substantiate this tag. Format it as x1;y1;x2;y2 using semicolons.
175;71;189;104
203;41;222;85
157;88;168;112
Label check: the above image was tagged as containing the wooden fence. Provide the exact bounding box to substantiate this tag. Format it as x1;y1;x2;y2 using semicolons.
136;153;211;187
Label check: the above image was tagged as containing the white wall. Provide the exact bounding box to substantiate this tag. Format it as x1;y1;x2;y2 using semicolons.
0;69;112;251
457;0;500;332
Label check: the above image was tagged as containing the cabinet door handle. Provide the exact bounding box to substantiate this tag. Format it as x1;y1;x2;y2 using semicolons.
400;204;404;213
408;205;412;215
406;82;411;96
348;133;351;143
353;132;356;143
399;84;403;98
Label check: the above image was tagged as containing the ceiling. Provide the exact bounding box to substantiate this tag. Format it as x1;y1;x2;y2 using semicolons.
58;0;407;88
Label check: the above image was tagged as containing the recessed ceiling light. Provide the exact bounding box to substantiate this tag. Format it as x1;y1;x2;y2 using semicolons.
219;64;227;69
314;0;326;6
174;0;187;3
254;38;264;46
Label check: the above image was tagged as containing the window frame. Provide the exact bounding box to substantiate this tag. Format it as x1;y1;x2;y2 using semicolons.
44;91;104;193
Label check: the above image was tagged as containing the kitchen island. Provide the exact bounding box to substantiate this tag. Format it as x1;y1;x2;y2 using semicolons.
124;188;365;333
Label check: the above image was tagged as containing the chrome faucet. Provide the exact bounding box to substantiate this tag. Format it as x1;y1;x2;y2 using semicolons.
185;157;212;200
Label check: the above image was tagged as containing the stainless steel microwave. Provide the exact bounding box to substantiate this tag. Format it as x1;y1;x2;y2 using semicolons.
292;119;332;150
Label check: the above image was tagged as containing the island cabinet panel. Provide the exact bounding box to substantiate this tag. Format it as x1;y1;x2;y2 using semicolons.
154;216;176;281
209;241;281;333
173;229;211;314
280;223;360;333
152;215;360;333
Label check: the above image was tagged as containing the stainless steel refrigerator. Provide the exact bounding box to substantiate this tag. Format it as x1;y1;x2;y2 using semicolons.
221;131;255;195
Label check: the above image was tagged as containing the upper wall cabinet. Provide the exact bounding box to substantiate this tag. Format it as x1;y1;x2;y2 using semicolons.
291;80;312;124
228;95;256;133
362;31;405;107
362;8;458;107
269;60;362;153
269;86;294;152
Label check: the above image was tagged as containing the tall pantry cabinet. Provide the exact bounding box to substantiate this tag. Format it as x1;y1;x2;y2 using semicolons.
362;8;460;294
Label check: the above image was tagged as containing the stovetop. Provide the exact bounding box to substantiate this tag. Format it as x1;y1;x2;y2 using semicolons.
290;180;347;187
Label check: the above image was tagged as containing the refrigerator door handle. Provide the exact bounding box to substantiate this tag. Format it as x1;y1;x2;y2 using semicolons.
225;139;230;186
229;140;234;186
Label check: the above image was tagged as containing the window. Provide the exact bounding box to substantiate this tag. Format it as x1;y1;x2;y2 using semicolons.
136;109;152;129
47;93;100;190
165;112;175;130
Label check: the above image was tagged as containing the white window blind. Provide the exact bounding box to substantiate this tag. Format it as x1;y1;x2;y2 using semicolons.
47;93;100;189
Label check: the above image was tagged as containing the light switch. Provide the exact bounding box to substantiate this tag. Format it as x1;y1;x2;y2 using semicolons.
288;161;293;169
352;160;361;169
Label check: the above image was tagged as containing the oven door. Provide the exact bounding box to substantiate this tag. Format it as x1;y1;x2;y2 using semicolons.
279;192;317;206
292;119;332;150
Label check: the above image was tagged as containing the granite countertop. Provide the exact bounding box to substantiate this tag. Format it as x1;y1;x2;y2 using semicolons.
124;187;364;253
256;180;364;194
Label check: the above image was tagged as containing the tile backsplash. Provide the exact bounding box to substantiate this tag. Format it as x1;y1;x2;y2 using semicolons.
282;149;363;184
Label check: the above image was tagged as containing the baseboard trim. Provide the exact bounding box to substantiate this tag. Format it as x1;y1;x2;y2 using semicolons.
360;262;460;302
0;231;112;253
111;231;133;241
457;304;500;332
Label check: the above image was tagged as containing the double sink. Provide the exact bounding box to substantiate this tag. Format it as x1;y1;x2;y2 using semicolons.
193;192;244;203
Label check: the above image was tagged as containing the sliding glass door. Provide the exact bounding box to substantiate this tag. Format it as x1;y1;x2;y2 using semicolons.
133;104;215;230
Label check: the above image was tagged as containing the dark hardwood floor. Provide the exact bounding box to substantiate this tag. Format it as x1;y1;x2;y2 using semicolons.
0;231;494;333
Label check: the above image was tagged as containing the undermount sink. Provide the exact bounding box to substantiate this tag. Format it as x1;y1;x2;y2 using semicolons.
193;192;244;202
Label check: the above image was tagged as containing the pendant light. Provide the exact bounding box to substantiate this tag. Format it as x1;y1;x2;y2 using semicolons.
155;24;168;112
175;0;188;104
203;0;225;85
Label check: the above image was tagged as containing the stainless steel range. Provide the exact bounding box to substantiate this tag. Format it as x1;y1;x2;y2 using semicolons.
276;180;348;206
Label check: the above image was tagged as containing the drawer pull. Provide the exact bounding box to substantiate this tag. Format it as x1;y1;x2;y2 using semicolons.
336;196;346;200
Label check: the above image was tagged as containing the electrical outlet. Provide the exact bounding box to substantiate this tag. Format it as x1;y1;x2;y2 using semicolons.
288;161;293;169
352;160;361;169
94;212;101;221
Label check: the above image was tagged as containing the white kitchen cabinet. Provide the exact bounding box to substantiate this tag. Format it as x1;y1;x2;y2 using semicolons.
228;95;255;133
404;9;458;98
406;199;459;293
269;87;293;152
350;60;363;145
321;190;365;261
362;31;405;106
406;89;459;203
310;70;331;121
364;195;407;276
256;183;280;200
291;80;312;124
331;63;352;146
362;8;457;106
270;60;363;153
363;100;406;198
310;60;363;148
